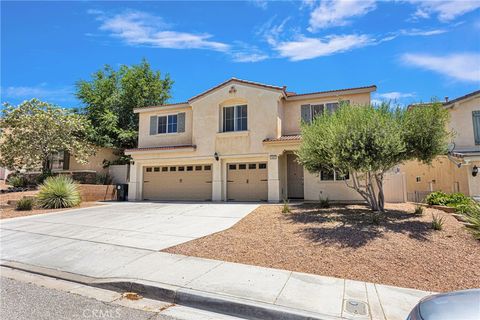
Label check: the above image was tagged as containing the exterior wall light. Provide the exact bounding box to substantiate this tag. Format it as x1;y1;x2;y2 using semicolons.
214;152;219;161
473;165;478;177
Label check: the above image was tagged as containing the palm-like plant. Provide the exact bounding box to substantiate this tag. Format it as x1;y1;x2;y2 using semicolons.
37;175;81;209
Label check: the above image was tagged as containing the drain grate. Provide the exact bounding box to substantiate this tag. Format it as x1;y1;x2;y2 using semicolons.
344;299;369;316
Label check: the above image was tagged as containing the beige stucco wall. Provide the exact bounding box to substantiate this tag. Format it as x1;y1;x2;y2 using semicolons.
189;84;284;157
68;147;118;173
400;156;470;194
303;170;364;201
448;96;480;150
137;106;193;148
282;92;371;135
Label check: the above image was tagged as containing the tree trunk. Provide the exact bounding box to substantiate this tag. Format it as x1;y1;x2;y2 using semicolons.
41;156;51;176
375;173;385;212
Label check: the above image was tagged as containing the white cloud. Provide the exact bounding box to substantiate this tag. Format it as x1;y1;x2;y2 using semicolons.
408;1;480;22
249;0;268;10
1;85;73;102
401;53;480;82
274;34;373;61
376;92;415;100
399;28;447;36
92;10;229;52
308;0;376;31
230;42;269;62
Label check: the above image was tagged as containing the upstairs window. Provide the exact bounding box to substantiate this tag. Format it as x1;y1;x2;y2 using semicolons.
473;110;480;145
301;100;349;124
223;105;247;132
150;113;185;135
158;114;178;134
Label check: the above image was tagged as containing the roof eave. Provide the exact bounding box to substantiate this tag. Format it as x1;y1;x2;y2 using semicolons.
286;85;377;101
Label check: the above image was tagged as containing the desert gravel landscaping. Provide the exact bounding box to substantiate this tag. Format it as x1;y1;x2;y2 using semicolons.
165;203;480;292
0;202;103;219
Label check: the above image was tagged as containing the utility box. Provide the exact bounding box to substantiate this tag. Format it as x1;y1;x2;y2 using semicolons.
116;184;129;201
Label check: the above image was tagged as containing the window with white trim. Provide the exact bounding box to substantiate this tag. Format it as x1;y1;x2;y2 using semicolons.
223;105;247;132
158;114;178;134
320;170;349;181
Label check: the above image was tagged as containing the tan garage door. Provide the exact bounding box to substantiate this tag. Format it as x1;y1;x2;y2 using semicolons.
143;164;212;201
227;162;268;201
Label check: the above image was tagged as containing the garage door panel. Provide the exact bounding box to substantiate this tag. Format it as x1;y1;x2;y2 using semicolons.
143;165;212;201
227;162;267;201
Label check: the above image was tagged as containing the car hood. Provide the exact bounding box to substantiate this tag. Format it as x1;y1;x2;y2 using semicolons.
419;289;480;320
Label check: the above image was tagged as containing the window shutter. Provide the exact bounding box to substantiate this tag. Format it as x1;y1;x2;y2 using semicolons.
177;112;186;133
149;116;158;135
301;104;311;123
63;150;70;170
473;111;480;145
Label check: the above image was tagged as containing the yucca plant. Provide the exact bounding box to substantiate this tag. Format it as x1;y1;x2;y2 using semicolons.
431;213;445;231
16;197;35;211
319;197;330;208
462;205;480;240
37;176;81;209
282;198;291;214
413;205;424;215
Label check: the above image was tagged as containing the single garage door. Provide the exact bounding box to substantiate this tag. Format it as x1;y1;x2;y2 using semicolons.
143;164;212;200
227;162;268;201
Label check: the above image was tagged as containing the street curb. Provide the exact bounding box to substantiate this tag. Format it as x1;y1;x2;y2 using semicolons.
1;260;340;320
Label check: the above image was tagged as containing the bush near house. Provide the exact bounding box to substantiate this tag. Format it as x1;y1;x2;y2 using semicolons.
425;191;471;207
37;176;81;209
426;191;480;240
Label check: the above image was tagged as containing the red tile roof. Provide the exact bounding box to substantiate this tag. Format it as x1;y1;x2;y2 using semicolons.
125;145;196;153
263;135;302;143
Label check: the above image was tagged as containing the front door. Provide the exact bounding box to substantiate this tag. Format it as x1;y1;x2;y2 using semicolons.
287;154;304;199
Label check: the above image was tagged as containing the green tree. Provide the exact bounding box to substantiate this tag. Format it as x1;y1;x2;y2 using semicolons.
76;59;173;149
0;99;95;175
296;102;450;212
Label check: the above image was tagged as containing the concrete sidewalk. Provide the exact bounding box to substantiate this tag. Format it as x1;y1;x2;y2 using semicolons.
0;232;431;320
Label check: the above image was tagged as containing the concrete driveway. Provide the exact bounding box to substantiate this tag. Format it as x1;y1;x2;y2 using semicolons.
0;202;258;252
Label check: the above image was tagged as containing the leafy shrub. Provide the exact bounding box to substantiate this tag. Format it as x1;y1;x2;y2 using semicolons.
414;205;424;215
319;197;330;208
37;176;81;209
425;191;449;205
16;197;35;211
431;213;445;231
95;172;112;185
8;175;27;188
426;191;473;207
282;198;291;214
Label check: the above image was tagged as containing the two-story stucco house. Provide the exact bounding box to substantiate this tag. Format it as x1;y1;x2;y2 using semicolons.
125;78;376;202
401;90;480;200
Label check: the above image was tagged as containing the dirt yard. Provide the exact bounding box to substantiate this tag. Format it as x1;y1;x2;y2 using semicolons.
165;203;480;292
0;202;103;219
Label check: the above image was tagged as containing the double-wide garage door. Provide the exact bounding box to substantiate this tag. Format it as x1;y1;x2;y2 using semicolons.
227;162;268;201
143;164;212;201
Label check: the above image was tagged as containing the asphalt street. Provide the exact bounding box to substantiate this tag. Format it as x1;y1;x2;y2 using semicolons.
0;276;241;320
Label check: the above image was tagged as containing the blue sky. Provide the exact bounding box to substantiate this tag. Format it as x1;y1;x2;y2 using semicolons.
1;0;480;108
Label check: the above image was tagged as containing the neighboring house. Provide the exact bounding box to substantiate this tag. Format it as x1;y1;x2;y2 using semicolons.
125;78;382;202
48;147;118;174
1;147;118;181
401;90;480;200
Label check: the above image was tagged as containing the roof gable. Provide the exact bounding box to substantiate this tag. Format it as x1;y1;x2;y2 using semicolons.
188;78;286;103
